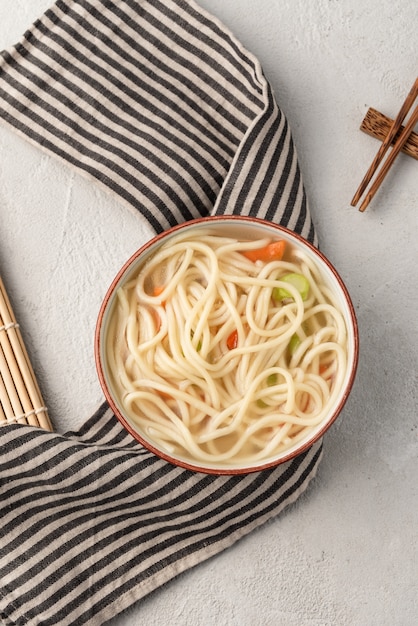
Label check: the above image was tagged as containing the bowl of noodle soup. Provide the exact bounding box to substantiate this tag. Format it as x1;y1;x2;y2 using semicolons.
95;216;358;474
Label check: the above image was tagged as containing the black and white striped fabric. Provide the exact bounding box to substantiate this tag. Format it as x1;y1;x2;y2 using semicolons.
0;1;322;624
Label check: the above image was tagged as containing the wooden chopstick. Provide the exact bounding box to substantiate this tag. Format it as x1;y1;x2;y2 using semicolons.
0;275;53;431
360;108;418;161
351;77;418;211
358;104;418;212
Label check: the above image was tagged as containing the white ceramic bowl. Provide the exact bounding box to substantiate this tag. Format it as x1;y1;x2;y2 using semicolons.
95;216;359;474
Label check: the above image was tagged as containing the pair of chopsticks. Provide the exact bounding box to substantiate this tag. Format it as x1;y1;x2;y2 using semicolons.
351;77;418;212
0;275;53;431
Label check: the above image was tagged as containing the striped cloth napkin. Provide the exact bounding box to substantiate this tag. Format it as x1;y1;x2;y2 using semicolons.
0;1;322;624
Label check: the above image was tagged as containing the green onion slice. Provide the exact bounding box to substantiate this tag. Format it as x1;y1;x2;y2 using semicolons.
273;273;310;302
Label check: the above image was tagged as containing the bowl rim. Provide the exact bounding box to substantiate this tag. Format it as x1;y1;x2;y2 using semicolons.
95;215;359;475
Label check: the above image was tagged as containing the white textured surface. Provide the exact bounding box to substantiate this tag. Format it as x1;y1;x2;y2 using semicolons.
1;1;417;624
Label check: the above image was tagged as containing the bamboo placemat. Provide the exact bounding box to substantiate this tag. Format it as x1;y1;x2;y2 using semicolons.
0;275;53;430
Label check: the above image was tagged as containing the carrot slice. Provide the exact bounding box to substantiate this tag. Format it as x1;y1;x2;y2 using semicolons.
153;285;165;296
319;363;329;375
152;285;167;308
241;240;286;262
226;329;238;350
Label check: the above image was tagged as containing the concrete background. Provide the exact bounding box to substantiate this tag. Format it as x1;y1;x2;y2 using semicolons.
1;1;417;624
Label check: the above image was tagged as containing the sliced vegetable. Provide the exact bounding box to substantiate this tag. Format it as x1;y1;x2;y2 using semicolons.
190;330;202;352
257;373;278;407
152;285;167;307
273;273;310;302
266;373;277;386
319;362;335;379
241;240;286;263
288;333;301;355
153;285;165;297
226;329;238;350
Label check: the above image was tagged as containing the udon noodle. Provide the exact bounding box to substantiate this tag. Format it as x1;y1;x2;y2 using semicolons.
106;229;348;467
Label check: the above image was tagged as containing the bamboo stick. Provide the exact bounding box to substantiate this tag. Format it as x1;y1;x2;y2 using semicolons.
0;397;7;424
0;275;53;431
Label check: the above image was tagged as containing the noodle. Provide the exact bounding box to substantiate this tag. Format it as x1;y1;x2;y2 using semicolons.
106;230;349;467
